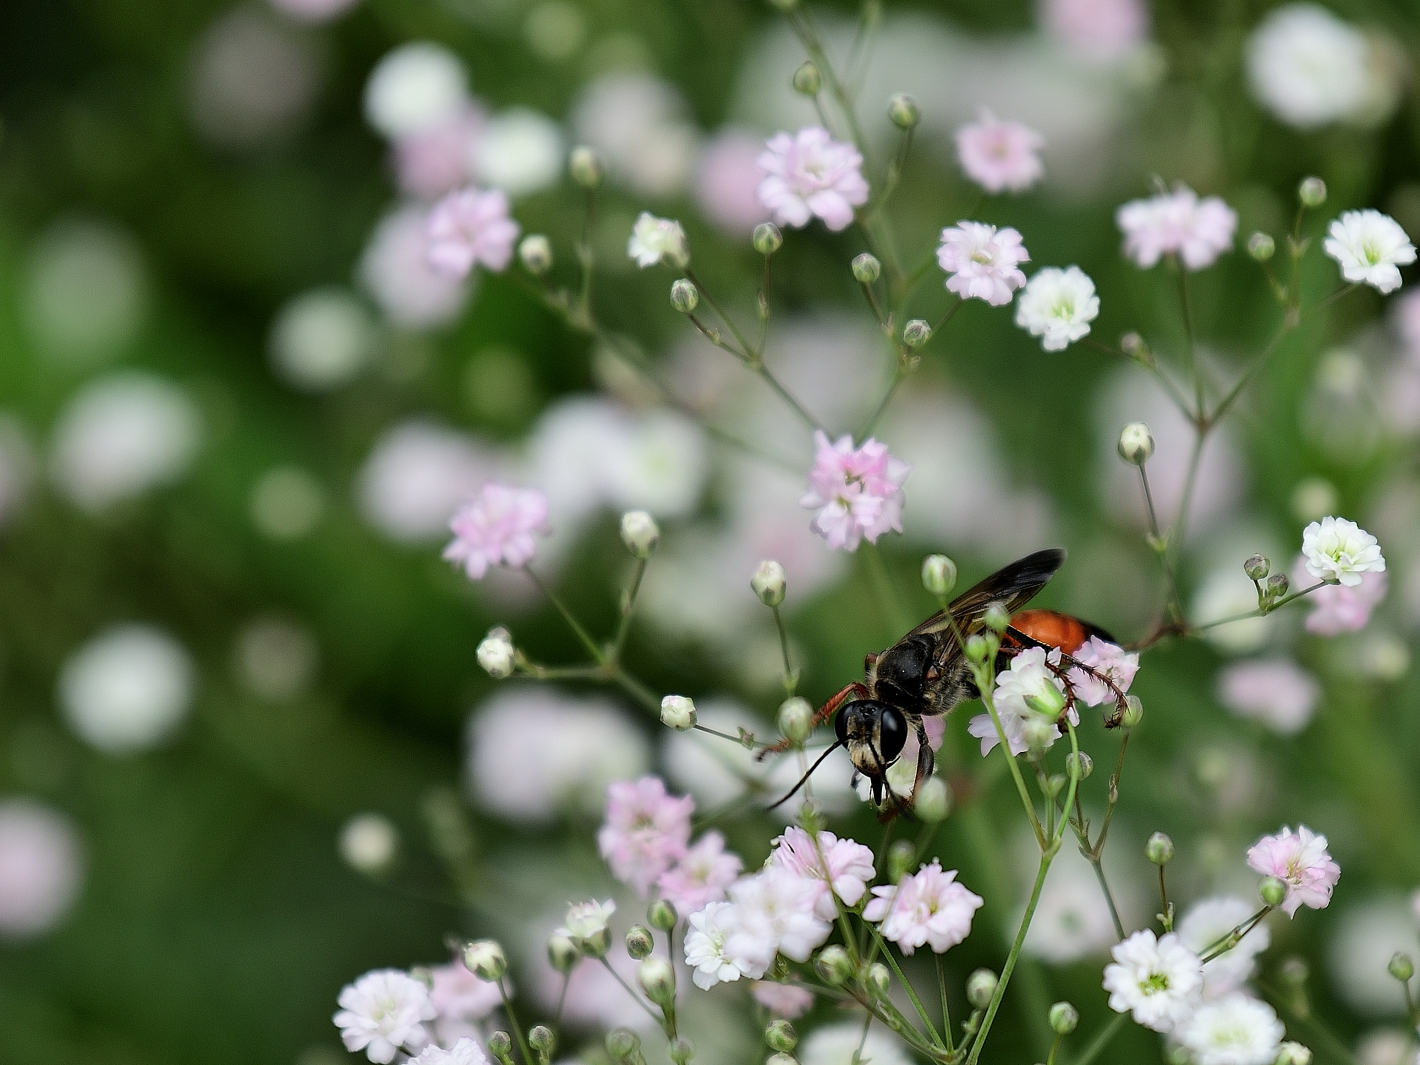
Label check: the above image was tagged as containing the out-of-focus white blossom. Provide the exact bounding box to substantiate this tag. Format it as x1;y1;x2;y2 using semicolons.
1246;5;1379;129
269;287;379;392
356;420;503;543
250;466;325;541
1327;898;1420;1016
59;624;195;754
339;813;398;875
799;1022;912;1065
23;217;147;362
471;108;564;198
1040;0;1149;63
1217;658;1320;735
188;8;318;149
572;73;698;197
364;43;468;139
235;616;319;700
1177;895;1271;999
1177;993;1285;1065
359;205;471;329
0;800;83;938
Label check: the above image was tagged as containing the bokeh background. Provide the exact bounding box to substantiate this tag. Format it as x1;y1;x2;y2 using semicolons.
5;0;1420;1062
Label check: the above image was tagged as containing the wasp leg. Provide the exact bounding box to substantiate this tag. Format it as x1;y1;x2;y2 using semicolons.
910;716;935;803
754;681;870;761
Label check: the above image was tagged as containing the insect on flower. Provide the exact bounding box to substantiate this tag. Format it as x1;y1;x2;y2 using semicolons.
760;549;1127;814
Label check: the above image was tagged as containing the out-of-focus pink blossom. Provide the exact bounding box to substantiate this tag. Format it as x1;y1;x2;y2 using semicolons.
426;188;519;278
443;483;549;579
393;106;484;199
694;129;772;236
954;112;1045;195
1246;824;1340;917
656;831;742;915
359;206;469;329
751;981;814;1018
1067;637;1138;706
800;431;911;552
770;826;876;920
1292;554;1387;635
428;960;503;1045
598;776;694;896
0;801;82;937
1217;658;1320;736
863;860;983;954
1040;0;1149;62
936;222;1030;306
1392;287;1420;363
1116;185;1237;271
756;127;868;232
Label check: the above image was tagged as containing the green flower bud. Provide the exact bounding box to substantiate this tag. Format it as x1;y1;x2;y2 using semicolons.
966;968;997;1009
1066;751;1093;781
606;1029;641;1062
660;694;697;731
754;222;783;256
752;559;787;607
625;925;654;959
1118;422;1155;465
519;235;553;275
866;962;891;997
965;634;990;663
1266;573;1290;600
1298;177;1327;208
1049;1001;1079;1035
489;1032;516;1065
621;510;660;558
767;1055;798;1065
1275;1041;1313;1065
922;554;958;597
765;1019;798;1054
792;62;822;96
1260;875;1289;908
887;838;916;881
529;1026;556;1056
902;318;932;349
984;603;1011;634
852;252;881;284
887;93;920;130
548;932;579;973
1389;952;1415;982
778;696;813;745
1146;832;1175;865
913;775;951;822
569;145;603;188
1244;554;1271;581
1247;232;1276;262
815;945;853;985
463;939;507;981
668;1037;694;1065
670;278;699;313
649;898;678;931
638;956;676;1007
1121;694;1143;728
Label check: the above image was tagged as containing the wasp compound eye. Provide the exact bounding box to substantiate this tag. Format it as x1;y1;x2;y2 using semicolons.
877;706;907;761
834;705;851;745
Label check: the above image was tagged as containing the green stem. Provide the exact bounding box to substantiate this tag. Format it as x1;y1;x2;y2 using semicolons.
612;668;661;716
611;556;650;657
597;957;663;1025
770;604;797;695
1072;1014;1126;1065
866;925;947;1051
523;566;605;664
935;954;955;1054
498;978;536;1065
980;684;1045;848
1191;581;1329;633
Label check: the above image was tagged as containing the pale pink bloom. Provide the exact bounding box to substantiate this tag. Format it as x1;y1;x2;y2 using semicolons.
1217;658;1320;736
408;1037;489;1065
1246;825;1340;917
598;776;694;896
800;431;911;552
425;187;520;278
392;106;484;199
1393;287;1420;363
1301;568;1387;635
770;826;876;920
726;866;832;963
756;127;869;232
428;961;503;1046
954;112;1045;195
442;483;549;580
751;980;814;1019
333;969;437;1063
969;646;1076;756
694;129;772;235
1040;0;1149;61
1066;636;1139;706
656;831;742;915
0;800;83;937
1116;185;1237;271
863;860;982;954
936;222;1030;306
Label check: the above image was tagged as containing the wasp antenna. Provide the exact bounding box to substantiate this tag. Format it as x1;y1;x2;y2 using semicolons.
765;742;843;811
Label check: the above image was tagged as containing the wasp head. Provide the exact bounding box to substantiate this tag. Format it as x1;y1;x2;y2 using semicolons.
834;699;907;806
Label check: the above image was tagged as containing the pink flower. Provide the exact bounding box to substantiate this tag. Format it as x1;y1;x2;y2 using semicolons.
1392;287;1420;363
425;187;520;278
863;860;983;954
1066;636;1139;706
442;483;549;580
756;127;869;232
1246;825;1340;917
393;106;484;199
936;222;1030;306
800;431;911;552
770;826;876;920
1116;185;1237;271
1217;658;1320;736
428;960;503;1045
1041;0;1149;62
656;831;743;915
598;777;694;896
954;112;1044;195
694;129;772;235
751;981;814;1019
1291;555;1387;635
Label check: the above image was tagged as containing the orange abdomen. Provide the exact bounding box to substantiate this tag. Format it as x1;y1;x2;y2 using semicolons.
1008;610;1095;655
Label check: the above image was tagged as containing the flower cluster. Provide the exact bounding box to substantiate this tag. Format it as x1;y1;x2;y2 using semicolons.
597;776;695;895
334;962;503;1064
800;431;911;551
969;646;1076;756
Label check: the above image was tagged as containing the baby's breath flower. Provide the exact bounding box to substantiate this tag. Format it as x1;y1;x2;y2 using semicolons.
1323;210;1415;293
476;627;516;679
800;432;910;552
627;212;689;268
954;111;1044;194
756;127;868;233
936;222;1030;306
1102;930;1203;1033
1015;266;1099;351
1300;516;1385;586
1116;184;1237;271
425;187;521;279
1246;825;1340;917
333;969;437;1063
443;484;550;580
1177;994;1284;1065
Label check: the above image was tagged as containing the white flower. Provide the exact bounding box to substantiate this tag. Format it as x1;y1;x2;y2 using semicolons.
659;694;696;731
333;969;437;1063
1102;929;1203;1033
1246;4;1371;129
471;107;564;198
1324;211;1416;294
1177;896;1271;999
571;73;697;198
1177;993;1285;1065
339;813;398;876
684;900;750;989
408;1037;489;1065
968;647;1073;757
59;624;194;754
799;1021;912;1065
268;287;377;392
0;800;83;938
476;627;516;679
24;216;146;361
1301;516;1385;587
364;42;467;139
627;212;689;268
728;866;832;964
1014;266;1099;351
559;899;615;941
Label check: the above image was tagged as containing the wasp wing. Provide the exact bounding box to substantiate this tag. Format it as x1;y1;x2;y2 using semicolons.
904;548;1067;642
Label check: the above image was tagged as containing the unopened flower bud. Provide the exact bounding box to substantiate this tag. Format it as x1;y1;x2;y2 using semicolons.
463;939;507;981
638;956;676;1006
649;898;678;931
529;1026;556;1057
922;554;957;597
625;925;654;959
752;559;787;607
1275;1041;1313;1065
815;945;853;985
1298;177;1327;208
621;510;660;558
778;696;813;744
1118;422;1155;465
1146;832;1175;865
852;252;881;283
1260;875;1288;907
866;962;891;996
1266;573;1289;599
1024;683;1065;718
339;812;398;875
1121;694;1143;728
606;1029;641;1062
1121;331;1147;358
668;1037;694;1065
669;278;699;313
660;694;697;731
792;61;822;96
767;1055;798;1065
753;221;784;255
477;627;516;679
1279;956;1309;987
489;1031;515;1065
966;968;997;1009
913;775;951;822
1244;554;1271;581
887;838;915;881
569;145;603;188
1389;952;1415;982
548;932;579;973
1247;232;1276;262
1066;751;1093;781
902;318;932;349
519;234;553;274
1049;1001;1079;1035
984;603;1011;634
887;92;920;130
965;634;990;663
766;1020;798;1053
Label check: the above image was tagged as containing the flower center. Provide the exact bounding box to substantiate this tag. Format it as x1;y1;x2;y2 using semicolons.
1140;971;1170;995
